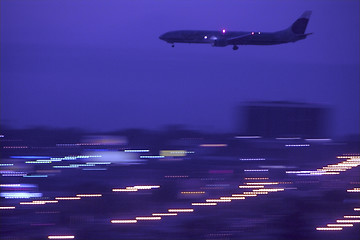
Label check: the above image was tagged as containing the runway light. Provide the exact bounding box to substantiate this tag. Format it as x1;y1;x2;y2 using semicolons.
113;185;159;192
181;191;205;194
111;220;137;224
220;197;245;200
192;203;217;206
112;188;138;192
316;227;342;231
239;185;264;188
124;149;149;153
206;199;231;202
23;174;48;178
244;177;269;180
246;182;279;185
152;213;177;216
253;188;284;192
243;191;260;195
240;158;266;161
1;192;42;199
327;224;353;227
347;188;360;193
168;208;194;212
0;184;21;187
135;217;161;220
140;155;164;159
235;136;262;139
20;201;46;205
48;236;75;239
343;215;360;218
0;206;16;209
244;169;268;172
200;144;227;147
55;197;81;200
20;201;58;205
337;219;360;223
164;175;188;178
76;194;102;197
249;191;268;194
133;185;160;189
232;194;257;197
285;144;310;147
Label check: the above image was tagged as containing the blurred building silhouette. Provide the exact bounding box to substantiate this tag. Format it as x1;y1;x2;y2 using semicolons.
240;101;329;138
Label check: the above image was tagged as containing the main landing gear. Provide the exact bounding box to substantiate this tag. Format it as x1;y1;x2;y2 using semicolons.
171;44;175;48
232;45;239;50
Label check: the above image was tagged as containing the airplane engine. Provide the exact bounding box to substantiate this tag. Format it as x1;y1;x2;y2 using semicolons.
212;39;228;47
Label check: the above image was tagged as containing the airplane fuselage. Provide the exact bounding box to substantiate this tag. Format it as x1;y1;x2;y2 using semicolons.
159;30;299;46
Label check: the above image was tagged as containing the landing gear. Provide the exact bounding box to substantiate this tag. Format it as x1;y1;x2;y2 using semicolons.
171;44;175;48
232;45;239;50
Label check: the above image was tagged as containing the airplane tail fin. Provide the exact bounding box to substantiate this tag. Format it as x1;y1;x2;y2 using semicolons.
290;11;312;34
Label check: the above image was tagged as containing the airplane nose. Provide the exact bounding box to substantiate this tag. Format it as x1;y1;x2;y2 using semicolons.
159;34;166;40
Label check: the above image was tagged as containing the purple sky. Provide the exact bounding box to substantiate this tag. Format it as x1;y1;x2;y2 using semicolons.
1;0;359;136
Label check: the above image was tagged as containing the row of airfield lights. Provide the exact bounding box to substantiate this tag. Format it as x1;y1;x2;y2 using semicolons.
111;180;287;224
286;155;360;176
0;180;285;209
286;154;360;232
22;155;108;169
317;184;360;231
316;207;360;231
0;193;103;209
20;150;192;168
0;185;161;210
112;185;160;192
21;150;152;167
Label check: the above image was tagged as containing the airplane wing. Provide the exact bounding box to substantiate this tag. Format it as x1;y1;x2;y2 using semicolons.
226;32;254;44
212;32;255;47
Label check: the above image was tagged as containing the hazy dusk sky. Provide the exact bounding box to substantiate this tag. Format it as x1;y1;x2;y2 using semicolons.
1;0;359;136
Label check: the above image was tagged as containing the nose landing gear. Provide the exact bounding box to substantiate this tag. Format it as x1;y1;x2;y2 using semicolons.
232;45;239;50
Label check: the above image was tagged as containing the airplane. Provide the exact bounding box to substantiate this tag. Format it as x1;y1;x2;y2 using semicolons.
159;11;312;50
